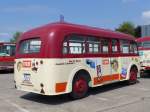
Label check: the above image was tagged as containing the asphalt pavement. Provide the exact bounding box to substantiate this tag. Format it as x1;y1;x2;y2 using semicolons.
0;72;150;112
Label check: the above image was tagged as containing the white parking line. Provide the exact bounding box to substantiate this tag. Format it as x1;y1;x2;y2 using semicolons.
89;95;109;101
3;99;30;112
97;97;109;101
96;98;141;112
115;95;128;99
138;87;150;91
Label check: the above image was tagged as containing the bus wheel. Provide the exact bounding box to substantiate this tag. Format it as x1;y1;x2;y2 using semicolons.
70;75;89;99
128;67;138;84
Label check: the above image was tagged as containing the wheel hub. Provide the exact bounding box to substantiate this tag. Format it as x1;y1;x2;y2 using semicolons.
74;79;87;96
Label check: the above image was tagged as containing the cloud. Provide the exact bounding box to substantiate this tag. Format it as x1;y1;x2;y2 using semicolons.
0;33;10;37
122;0;137;3
142;10;150;24
1;5;59;14
0;33;11;42
142;11;150;19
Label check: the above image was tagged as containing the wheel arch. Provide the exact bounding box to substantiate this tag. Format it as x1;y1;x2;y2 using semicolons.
66;66;92;93
127;63;139;79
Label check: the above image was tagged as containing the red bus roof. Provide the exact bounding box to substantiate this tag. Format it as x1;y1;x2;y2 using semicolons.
136;37;150;42
16;22;137;58
20;22;135;41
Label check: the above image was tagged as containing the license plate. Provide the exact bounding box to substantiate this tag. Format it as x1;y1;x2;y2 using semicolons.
23;73;31;82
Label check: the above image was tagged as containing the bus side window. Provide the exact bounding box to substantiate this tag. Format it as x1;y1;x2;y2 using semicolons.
130;42;138;54
63;35;85;54
112;39;118;53
120;40;129;54
101;39;109;53
87;36;101;53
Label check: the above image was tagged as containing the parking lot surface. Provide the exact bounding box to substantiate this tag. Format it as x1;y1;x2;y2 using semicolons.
0;72;150;112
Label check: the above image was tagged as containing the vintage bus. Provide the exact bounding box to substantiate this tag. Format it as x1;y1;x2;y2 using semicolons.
136;37;150;76
14;22;139;99
0;42;15;71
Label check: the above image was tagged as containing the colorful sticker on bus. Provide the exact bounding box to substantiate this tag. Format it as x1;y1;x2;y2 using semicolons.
86;59;102;77
86;59;96;69
111;59;119;72
121;68;127;78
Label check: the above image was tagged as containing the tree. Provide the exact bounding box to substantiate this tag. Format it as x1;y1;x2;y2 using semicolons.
134;26;141;38
10;31;22;42
115;21;135;36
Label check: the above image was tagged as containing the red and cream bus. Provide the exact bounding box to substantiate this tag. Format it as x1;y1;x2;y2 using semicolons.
0;42;15;71
136;37;150;76
14;22;139;99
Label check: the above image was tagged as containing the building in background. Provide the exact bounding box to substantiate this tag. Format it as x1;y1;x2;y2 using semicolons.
141;25;150;37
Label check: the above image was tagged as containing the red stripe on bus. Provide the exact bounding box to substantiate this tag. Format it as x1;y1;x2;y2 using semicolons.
138;47;150;50
94;74;120;85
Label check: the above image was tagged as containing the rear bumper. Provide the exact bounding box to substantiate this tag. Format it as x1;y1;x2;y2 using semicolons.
15;84;69;96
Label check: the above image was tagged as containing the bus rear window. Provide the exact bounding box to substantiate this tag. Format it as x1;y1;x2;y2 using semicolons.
19;38;41;54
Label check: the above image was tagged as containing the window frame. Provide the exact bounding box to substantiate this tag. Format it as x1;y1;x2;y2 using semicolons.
120;39;130;54
101;38;110;54
86;36;101;54
129;41;138;54
62;34;112;55
111;39;119;54
62;34;138;57
63;34;86;55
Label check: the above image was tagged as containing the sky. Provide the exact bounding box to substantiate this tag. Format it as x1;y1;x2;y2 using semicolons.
0;0;150;42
